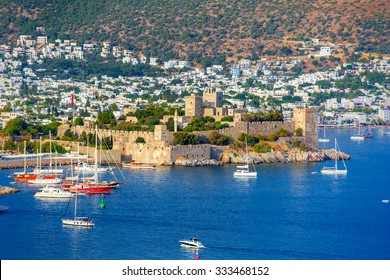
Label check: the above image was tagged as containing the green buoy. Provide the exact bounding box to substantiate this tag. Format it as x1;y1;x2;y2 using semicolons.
99;194;106;208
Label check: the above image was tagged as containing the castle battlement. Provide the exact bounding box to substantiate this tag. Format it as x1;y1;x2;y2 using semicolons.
57;107;318;164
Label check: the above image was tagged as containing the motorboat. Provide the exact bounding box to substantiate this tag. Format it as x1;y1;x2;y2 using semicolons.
34;185;74;199
179;238;205;249
122;160;156;169
0;205;8;213
362;133;372;138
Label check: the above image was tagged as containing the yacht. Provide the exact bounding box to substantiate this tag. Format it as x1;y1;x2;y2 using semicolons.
318;126;330;142
34;185;74;199
62;217;95;227
28;177;63;185
0;205;8;213
234;164;257;177
321;138;347;175
179;238;205;249
74;162;111;173
122;160;156;169
62;187;94;227
233;138;257;178
350;122;364;141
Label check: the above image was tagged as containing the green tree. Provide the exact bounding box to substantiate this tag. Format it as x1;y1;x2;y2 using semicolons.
4;117;28;136
220;116;232;122
172;132;198;145
207;131;230;145
3;140;17;151
74;117;84;126
295;128;303;136
135;136;146;143
97;111;116;128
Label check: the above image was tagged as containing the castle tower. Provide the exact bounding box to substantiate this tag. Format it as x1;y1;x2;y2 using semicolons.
185;93;203;117
293;107;318;148
154;125;169;142
202;87;223;108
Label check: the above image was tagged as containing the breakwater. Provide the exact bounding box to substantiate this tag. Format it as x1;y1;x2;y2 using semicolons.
0;158;75;170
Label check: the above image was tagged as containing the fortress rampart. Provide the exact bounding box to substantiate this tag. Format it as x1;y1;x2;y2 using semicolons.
57;108;317;164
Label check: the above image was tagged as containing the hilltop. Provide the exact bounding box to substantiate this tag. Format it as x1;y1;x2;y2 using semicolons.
1;0;388;61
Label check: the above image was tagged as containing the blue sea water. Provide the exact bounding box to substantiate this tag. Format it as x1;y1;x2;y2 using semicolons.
0;128;389;260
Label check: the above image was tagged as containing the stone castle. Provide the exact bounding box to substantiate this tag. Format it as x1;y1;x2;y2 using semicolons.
58;88;318;165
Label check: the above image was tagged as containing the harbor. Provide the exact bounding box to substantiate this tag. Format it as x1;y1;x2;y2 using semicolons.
1;128;389;260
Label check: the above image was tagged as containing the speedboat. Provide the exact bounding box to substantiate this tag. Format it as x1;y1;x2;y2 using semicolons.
179;238;205;249
0;205;8;213
122;160;156;169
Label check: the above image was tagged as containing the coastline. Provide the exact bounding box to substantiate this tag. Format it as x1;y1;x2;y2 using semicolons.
0;147;351;168
171;146;350;166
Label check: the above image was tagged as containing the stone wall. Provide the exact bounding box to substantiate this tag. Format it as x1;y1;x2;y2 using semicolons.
55;108;318;164
170;144;211;161
193;121;295;143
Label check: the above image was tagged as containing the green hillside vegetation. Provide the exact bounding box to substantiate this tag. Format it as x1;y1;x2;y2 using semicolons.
1;0;388;62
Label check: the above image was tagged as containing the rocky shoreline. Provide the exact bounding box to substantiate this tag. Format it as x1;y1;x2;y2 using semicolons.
171;146;350;166
0;186;20;196
222;147;350;164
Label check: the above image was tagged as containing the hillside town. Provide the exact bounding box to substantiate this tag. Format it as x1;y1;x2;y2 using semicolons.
0;34;389;131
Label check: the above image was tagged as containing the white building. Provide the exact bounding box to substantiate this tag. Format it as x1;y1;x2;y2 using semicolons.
150;57;158;66
378;108;390;123
36;36;48;45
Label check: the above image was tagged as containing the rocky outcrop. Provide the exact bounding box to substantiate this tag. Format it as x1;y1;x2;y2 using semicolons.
221;147;350;164
173;158;224;166
0;186;20;195
162;144;350;166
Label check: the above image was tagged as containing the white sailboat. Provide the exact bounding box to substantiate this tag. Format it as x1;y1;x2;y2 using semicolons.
33;131;64;175
233;138;257;178
321;138;347;175
28;137;63;185
318;125;330;143
74;133;111;173
62;189;94;227
350;122;364;141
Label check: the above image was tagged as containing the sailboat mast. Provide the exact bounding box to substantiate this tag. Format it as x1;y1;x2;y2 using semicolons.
74;188;77;221
23;140;26;174
49;131;52;170
245;137;249;165
39;137;42;174
335;138;338;171
94;126;98;183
